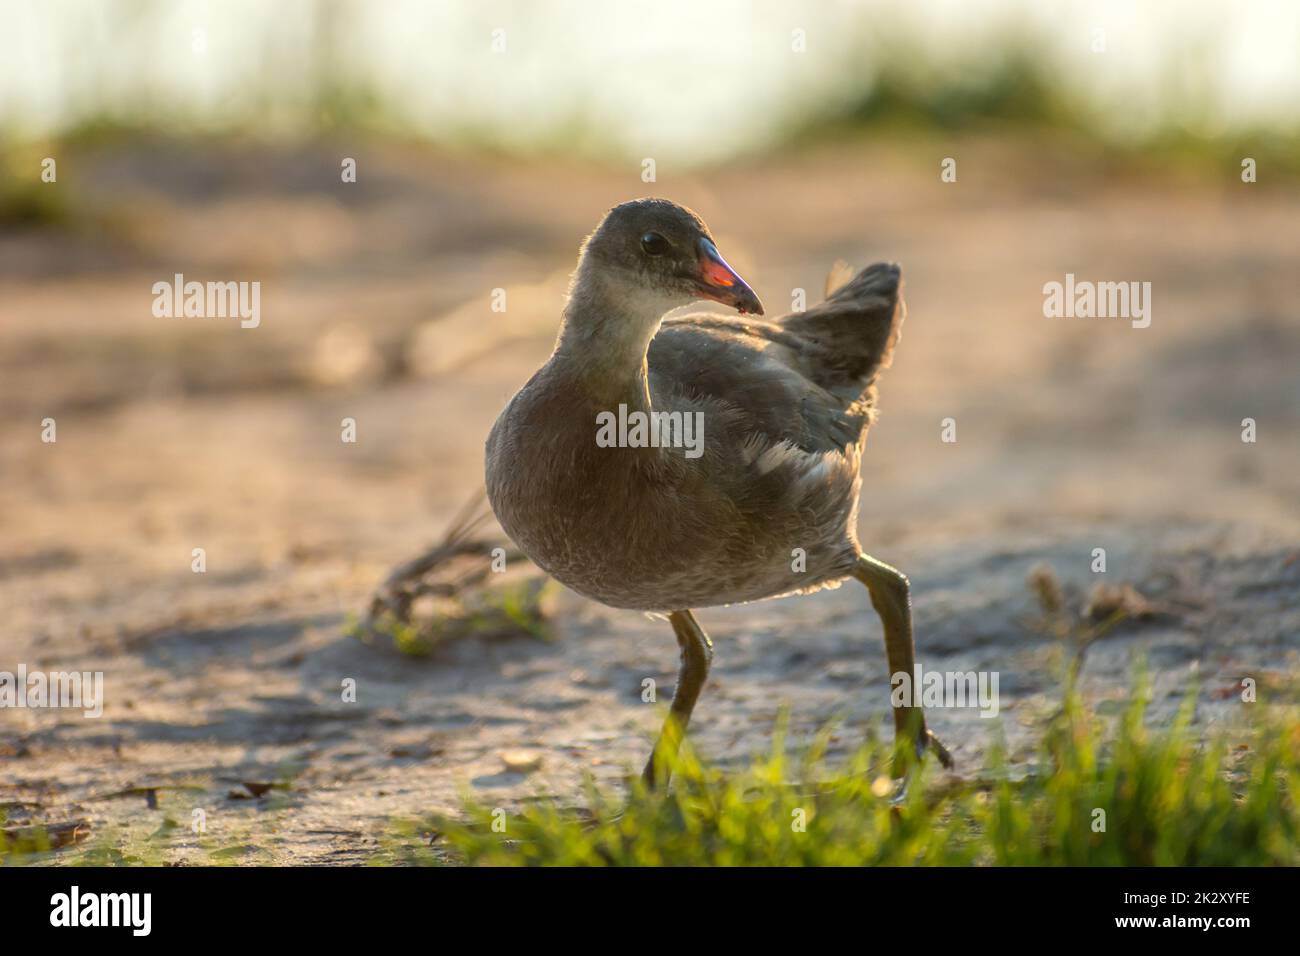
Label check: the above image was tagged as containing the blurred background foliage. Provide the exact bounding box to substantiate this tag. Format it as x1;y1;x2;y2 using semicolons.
2;0;1298;170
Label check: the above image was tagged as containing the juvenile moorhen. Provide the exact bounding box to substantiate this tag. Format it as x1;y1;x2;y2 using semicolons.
486;198;952;786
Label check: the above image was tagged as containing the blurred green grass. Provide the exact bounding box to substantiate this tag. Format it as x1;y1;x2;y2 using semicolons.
414;678;1298;867
780;30;1300;179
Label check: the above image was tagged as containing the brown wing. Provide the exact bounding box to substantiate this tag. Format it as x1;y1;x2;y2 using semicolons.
649;261;904;455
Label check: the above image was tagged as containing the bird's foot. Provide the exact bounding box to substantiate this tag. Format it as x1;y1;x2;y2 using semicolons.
892;714;954;776
886;727;954;807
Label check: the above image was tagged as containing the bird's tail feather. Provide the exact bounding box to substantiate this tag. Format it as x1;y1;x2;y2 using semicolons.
781;261;904;404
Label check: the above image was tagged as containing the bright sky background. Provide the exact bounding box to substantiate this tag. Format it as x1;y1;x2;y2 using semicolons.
2;0;1298;161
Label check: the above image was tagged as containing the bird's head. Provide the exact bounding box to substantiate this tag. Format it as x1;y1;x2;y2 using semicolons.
576;198;763;318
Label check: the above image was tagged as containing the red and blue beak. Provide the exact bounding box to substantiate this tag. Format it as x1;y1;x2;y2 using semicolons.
695;238;763;315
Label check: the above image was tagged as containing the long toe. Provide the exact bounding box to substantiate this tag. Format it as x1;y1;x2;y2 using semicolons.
925;729;954;769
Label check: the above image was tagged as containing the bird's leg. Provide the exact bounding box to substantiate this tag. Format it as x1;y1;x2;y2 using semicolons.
852;554;954;774
641;609;712;789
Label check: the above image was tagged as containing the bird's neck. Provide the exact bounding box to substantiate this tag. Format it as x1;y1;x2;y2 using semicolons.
554;266;665;413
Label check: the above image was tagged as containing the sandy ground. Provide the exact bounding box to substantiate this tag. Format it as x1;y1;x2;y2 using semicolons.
1;136;1298;863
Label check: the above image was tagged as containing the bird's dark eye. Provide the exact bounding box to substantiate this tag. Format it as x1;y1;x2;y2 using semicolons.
640;232;670;257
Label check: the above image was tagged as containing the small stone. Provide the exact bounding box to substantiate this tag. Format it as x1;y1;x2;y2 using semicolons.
500;750;543;773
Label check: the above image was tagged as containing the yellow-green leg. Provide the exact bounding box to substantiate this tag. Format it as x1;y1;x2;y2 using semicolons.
641;609;712;789
852;554;954;773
